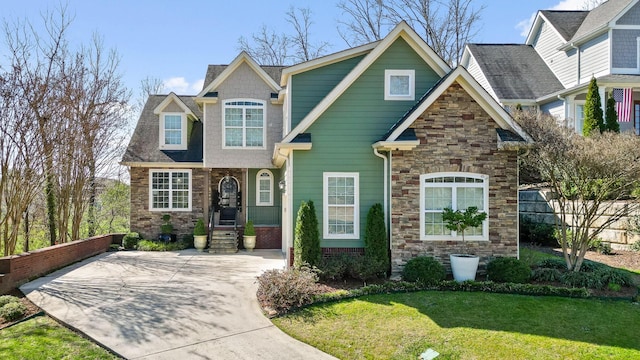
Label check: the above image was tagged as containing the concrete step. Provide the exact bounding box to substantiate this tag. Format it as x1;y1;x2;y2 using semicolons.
208;229;238;253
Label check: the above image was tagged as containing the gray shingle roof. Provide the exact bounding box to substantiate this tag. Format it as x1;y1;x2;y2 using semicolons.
540;10;589;41
122;95;203;163
466;44;564;100
571;0;635;42
202;64;284;91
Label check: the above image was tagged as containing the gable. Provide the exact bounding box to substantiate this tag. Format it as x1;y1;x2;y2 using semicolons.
280;22;450;145
380;66;531;147
616;0;640;24
306;37;442;143
161;99;184;113
216;62;277;98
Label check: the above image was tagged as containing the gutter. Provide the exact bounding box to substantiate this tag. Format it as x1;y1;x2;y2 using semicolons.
372;148;388;226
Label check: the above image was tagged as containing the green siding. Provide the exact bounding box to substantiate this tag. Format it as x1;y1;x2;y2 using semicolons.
292;37;442;248
290;55;365;129
247;168;281;225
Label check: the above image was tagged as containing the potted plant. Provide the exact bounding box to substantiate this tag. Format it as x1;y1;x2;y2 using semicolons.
159;214;176;242
442;206;487;282
193;218;207;252
243;220;256;251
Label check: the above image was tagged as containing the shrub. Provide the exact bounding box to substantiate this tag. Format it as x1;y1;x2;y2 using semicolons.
0;302;27;321
486;257;531;284
161;214;173;235
137;239;189;251
608;283;622;292
181;234;194;248
122;232;140;250
519;216;557;246
193;219;206;236
318;254;353;281
0;295;19;308
577;259;606;272
590;238;612;255
349;256;385;283
531;268;562;282
536;258;567;270
402;257;446;285
294;200;321;268
561;271;603;289
256;266;319;314
595;268;633;287
364;203;389;273
632;240;640;252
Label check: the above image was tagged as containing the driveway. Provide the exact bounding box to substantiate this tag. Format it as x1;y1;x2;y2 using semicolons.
20;249;337;360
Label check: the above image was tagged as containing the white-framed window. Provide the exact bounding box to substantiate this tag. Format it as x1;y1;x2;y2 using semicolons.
256;169;273;206
323;172;359;239
575;101;585;135
160;113;187;150
384;69;415;100
223;99;265;148
149;169;192;211
419;173;489;241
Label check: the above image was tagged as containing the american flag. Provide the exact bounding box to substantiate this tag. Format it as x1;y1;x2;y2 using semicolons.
613;88;633;122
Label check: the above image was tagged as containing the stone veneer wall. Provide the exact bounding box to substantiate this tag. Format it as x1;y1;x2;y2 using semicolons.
390;83;519;275
130;167;208;240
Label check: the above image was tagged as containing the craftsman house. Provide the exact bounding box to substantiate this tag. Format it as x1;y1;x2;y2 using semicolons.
461;0;640;134
122;22;530;274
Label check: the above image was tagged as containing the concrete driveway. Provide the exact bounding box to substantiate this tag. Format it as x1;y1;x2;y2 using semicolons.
20;249;337;360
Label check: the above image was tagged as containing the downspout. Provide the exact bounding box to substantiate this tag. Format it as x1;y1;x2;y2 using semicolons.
373;148;388;235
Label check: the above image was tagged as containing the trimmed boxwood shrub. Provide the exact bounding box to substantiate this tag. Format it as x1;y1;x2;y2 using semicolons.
122;232;140;250
487;257;531;283
0;295;19;308
349;256;385;283
318;254;353;281
0;301;27;321
402;256;446;285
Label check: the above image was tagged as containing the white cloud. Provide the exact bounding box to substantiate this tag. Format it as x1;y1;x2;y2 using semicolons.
162;77;204;94
191;79;205;93
515;0;591;38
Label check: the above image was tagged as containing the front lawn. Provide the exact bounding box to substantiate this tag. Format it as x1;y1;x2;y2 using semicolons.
0;315;119;359
274;291;640;359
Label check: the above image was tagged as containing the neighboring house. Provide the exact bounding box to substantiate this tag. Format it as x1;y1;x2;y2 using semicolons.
461;0;640;134
122;22;531;274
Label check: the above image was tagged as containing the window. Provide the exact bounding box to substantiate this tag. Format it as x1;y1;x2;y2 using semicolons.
575;102;585;134
149;170;192;211
420;173;488;241
323;173;359;239
385;69;415;100
256;169;273;206
160;113;187;150
223;100;265;148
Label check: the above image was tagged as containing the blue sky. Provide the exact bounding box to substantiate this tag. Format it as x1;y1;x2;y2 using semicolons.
1;0;590;96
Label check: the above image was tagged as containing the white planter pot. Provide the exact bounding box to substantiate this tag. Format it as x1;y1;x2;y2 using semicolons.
194;235;207;252
450;254;479;282
243;235;256;251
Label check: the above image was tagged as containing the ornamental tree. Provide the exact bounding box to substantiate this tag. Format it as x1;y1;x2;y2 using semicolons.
515;110;640;272
364;203;389;273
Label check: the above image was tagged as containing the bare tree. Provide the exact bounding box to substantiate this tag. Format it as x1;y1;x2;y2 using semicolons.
286;7;331;63
2;6;129;249
581;0;605;10
516;110;640;272
237;7;330;65
337;0;387;47
338;0;483;65
238;25;290;66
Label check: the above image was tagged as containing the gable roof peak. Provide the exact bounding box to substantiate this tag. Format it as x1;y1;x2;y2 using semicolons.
197;52;282;98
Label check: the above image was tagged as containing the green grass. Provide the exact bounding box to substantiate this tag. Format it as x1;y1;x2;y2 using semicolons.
0;315;119;359
274;291;640;360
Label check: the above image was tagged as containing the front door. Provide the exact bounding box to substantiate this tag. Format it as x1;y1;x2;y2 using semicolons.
634;101;640;135
218;175;240;226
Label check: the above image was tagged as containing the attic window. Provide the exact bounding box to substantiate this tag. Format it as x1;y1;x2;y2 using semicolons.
160;113;187;150
385;69;415;101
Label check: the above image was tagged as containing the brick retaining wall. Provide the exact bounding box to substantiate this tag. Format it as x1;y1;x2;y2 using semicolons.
0;234;123;294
